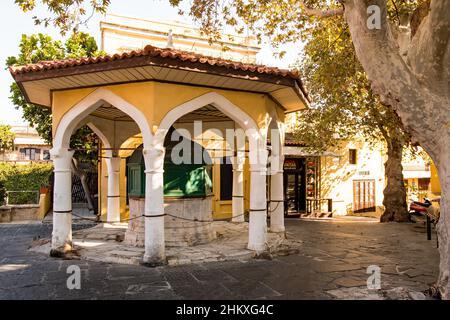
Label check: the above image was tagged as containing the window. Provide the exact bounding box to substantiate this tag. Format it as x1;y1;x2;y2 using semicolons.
349;149;357;165
20;148;41;161
43;150;51;160
418;178;431;193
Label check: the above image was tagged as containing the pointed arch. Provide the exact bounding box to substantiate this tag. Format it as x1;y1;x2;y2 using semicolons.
154;92;261;147
86;122;113;158
53;88;153;151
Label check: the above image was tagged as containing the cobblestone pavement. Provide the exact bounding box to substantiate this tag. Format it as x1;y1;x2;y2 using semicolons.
0;218;439;300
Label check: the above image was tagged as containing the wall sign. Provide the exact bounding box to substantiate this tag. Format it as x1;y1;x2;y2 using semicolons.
284;159;297;170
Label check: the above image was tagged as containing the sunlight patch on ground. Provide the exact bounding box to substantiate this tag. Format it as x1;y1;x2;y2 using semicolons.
73;241;106;248
0;264;30;272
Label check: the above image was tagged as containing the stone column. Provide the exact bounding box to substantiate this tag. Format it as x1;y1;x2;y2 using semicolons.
247;143;268;252
269;125;285;232
232;149;245;222
50;148;74;257
106;157;121;223
142;147;166;266
270;170;285;232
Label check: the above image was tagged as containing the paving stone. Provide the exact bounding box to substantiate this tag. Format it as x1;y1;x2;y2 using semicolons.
0;218;440;300
333;277;367;288
314;262;363;273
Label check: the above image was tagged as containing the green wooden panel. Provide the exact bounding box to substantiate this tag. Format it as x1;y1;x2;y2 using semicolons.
127;164;144;197
126;129;214;198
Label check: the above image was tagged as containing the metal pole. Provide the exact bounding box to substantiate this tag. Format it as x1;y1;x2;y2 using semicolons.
426;215;431;241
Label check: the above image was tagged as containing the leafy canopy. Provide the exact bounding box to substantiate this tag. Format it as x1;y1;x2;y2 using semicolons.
292;13;408;153
15;0;110;35
0;125;16;152
15;1;428;56
6;32;103;160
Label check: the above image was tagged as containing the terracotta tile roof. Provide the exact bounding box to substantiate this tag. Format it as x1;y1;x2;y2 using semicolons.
9;44;301;80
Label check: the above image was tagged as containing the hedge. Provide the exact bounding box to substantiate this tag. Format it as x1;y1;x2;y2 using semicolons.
0;163;53;205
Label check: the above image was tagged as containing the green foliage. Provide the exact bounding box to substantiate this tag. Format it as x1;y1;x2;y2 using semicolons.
6;32;103;155
0;163;53;205
0;125;16;152
292;13;409;153
167;1;427;57
0;181;6;205
15;1;427;49
15;0;110;35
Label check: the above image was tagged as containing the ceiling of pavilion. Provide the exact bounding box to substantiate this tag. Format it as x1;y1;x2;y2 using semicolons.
90;103;231;123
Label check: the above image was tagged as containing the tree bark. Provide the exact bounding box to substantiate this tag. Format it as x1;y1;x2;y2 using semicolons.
71;159;95;215
343;0;450;298
437;150;450;299
380;137;409;222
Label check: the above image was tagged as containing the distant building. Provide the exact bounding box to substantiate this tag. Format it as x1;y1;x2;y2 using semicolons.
0;125;51;163
100;13;260;63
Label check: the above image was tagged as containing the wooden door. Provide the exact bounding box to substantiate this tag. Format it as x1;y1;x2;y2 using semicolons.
353;179;376;213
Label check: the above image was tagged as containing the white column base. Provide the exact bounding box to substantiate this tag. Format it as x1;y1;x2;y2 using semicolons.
247;170;267;252
142;148;166;266
232;149;245;223
51;211;72;255
270;172;285;233
247;210;267;251
143;215;166;266
50;148;74;256
106;157;121;223
232;196;245;222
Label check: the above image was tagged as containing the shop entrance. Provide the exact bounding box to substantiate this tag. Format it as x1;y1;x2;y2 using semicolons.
284;158;306;216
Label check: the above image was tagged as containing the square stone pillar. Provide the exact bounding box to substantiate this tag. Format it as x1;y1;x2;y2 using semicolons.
50;148;74;257
142;147;166;266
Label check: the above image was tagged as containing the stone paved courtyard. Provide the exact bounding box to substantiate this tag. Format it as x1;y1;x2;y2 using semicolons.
0;218;439;299
31;221;301;266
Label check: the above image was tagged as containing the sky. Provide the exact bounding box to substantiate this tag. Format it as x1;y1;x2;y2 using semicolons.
0;0;303;125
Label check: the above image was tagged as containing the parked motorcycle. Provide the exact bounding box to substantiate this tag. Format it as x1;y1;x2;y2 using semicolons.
409;197;435;241
409;198;432;217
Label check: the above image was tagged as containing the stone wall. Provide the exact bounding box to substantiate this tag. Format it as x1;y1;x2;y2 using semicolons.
124;196;217;247
0;205;40;222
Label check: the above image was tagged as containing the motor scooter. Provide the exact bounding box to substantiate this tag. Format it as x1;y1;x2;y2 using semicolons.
409;198;432;216
409;198;433;240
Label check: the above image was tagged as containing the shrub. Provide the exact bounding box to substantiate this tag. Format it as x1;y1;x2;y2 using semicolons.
0;163;53;205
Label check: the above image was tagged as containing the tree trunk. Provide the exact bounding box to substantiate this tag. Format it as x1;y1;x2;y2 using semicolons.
380;138;409;222
343;0;450;297
437;149;450;299
71;159;95;215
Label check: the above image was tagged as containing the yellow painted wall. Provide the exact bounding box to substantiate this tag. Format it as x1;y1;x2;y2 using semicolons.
65;82;280;220
52;81;281;138
430;163;441;195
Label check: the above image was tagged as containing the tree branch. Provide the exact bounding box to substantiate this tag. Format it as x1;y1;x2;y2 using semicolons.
407;0;450;98
299;1;344;18
343;0;445;158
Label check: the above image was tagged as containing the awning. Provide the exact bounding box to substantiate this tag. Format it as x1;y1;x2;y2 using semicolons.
284;146;341;157
14;137;48;146
402;170;431;179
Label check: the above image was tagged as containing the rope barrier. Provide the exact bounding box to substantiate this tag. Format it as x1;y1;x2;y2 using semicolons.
68;200;285;224
69;211;248;224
